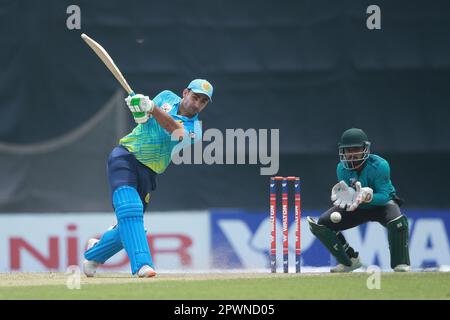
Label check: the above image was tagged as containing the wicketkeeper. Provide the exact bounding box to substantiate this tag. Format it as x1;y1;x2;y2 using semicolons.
83;79;213;277
307;128;410;272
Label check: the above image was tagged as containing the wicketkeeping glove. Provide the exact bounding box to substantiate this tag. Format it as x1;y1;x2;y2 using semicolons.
330;181;356;211
125;94;155;124
347;182;373;211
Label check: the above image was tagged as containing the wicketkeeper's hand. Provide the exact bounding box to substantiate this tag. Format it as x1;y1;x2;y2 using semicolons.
331;181;356;211
125;94;155;124
347;182;373;211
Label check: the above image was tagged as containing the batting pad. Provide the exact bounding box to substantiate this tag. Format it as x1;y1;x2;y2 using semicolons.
307;216;352;266
84;226;123;264
113;186;154;274
387;215;410;268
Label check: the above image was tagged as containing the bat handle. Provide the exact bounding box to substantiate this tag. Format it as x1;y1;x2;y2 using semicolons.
129;91;135;96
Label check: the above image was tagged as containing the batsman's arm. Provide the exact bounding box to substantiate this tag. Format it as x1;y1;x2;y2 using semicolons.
150;107;185;141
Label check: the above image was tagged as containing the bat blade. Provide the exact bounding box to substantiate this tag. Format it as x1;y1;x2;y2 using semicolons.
81;33;134;95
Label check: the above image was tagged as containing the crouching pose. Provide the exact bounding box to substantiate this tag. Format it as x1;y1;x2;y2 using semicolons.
307;128;410;272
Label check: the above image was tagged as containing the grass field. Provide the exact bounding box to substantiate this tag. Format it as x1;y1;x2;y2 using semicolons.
0;272;449;300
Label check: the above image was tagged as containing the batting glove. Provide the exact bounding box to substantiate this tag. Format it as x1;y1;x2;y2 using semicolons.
125;94;155;124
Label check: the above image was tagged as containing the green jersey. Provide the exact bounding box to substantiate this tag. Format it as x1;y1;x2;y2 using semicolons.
337;154;396;209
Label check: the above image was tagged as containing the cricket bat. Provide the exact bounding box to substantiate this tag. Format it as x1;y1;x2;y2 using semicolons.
81;33;135;96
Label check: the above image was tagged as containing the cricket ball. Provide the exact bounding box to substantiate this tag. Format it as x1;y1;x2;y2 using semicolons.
330;211;342;223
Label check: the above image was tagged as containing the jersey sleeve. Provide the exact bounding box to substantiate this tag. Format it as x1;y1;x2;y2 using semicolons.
336;163;344;181
143;90;178;131
169;119;202;158
190;120;202;144
370;160;393;206
152;90;175;108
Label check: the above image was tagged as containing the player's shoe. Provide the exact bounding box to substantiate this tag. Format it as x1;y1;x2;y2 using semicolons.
137;265;157;278
330;257;362;273
393;264;410;272
83;238;100;277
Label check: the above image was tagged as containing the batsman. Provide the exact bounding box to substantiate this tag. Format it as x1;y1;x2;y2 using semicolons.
83;79;213;277
307;128;410;272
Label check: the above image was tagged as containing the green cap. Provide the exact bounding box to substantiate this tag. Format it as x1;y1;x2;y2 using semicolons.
338;128;369;148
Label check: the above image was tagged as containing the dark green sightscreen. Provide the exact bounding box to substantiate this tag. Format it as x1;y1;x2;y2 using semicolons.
0;0;449;211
